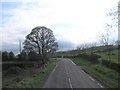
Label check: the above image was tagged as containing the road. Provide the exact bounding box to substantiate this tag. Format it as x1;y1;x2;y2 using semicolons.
43;58;104;88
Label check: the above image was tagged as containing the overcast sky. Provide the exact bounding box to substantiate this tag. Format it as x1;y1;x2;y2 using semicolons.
0;0;119;54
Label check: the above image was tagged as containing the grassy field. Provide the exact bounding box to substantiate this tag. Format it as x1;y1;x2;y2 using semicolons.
95;49;119;64
72;57;119;88
3;59;60;88
53;45;119;88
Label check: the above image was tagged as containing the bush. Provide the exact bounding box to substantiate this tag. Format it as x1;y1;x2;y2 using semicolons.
3;66;22;75
118;45;120;49
102;59;120;72
63;55;73;58
76;53;101;63
2;51;9;61
2;62;35;70
28;51;41;61
90;54;101;63
77;53;90;60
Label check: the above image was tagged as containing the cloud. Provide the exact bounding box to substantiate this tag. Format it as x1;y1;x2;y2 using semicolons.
2;42;20;54
57;40;75;51
1;0;118;53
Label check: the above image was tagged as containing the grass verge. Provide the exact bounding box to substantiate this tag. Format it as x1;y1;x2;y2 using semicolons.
95;49;119;64
72;57;119;88
3;59;60;88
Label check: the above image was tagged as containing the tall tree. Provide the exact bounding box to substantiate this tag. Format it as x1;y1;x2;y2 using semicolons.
105;4;118;45
9;51;15;61
28;51;38;61
99;3;119;62
2;51;9;61
100;23;112;61
23;26;58;64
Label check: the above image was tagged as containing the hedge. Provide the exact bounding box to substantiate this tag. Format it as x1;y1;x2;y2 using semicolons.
102;59;120;72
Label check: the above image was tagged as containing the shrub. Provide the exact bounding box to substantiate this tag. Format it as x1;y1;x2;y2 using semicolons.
90;54;101;63
76;53;101;63
102;59;120;72
2;62;35;71
3;66;22;75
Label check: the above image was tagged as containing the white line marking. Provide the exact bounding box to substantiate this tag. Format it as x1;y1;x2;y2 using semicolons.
64;62;73;89
52;65;57;73
81;70;84;73
69;78;73;88
68;59;76;65
71;61;76;65
85;73;104;88
88;76;95;81
81;68;96;82
98;83;104;88
91;78;94;81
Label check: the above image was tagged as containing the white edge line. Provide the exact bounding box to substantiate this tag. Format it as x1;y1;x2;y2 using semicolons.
68;58;104;88
98;83;104;88
68;78;73;88
88;76;95;81
81;70;84;73
85;72;104;88
52;65;57;73
71;61;76;65
69;59;76;65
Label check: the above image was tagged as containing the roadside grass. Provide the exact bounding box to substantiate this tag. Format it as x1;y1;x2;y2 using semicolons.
15;63;55;88
72;57;119;88
72;57;91;66
95;49;119;64
3;59;60;88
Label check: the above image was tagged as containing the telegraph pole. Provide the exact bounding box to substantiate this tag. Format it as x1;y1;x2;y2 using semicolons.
19;39;22;54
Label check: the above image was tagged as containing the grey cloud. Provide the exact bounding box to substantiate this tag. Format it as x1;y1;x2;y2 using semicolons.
57;40;75;51
2;42;21;54
2;39;75;54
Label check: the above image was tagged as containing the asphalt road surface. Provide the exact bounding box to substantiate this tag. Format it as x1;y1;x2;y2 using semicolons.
43;58;104;88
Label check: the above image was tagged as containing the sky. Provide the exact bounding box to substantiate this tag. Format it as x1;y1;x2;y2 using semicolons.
0;0;119;54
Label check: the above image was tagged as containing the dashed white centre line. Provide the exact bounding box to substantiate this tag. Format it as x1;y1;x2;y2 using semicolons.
64;61;73;89
69;78;73;89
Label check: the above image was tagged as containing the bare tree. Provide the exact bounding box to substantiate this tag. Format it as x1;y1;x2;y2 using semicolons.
99;4;119;61
106;4;118;44
115;40;120;45
23;26;58;65
76;42;92;54
100;23;111;46
100;23;112;61
89;42;97;54
118;1;120;48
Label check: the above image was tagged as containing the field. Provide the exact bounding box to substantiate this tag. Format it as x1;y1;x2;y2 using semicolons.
72;57;119;88
95;49;119;64
2;45;119;88
2;59;60;88
54;45;119;88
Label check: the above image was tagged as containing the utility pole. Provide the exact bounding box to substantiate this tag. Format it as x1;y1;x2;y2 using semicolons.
19;39;22;54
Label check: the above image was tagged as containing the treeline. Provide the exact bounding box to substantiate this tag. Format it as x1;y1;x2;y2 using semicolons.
2;51;16;61
2;51;44;75
61;52;120;72
55;44;119;73
2;51;44;62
